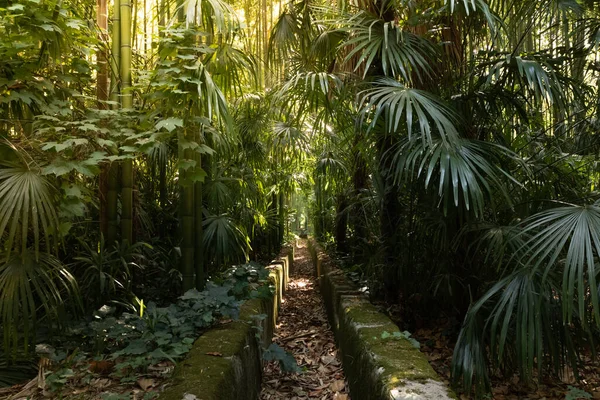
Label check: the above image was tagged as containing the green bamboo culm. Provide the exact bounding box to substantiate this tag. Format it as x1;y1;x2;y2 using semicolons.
278;191;284;245
106;0;121;246
110;0;120;103
106;163;120;245
120;0;134;246
194;131;204;290
180;135;196;292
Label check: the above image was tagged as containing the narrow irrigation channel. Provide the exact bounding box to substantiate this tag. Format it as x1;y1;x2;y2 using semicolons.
260;240;350;400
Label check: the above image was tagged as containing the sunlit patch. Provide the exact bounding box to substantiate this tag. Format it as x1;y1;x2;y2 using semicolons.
290;278;311;289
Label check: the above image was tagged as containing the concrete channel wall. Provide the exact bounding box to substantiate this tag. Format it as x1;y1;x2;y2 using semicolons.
159;248;293;400
308;240;455;400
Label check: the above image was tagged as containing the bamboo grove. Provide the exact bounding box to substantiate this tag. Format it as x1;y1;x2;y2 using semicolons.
4;0;600;397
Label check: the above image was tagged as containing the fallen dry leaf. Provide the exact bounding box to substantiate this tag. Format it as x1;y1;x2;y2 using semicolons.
137;377;155;391
330;380;345;392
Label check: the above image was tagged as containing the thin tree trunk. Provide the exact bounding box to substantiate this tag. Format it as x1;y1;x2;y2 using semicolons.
110;0;120;104
107;163;120;245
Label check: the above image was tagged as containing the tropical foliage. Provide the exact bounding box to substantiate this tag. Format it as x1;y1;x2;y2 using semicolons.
3;0;600;397
267;0;600;397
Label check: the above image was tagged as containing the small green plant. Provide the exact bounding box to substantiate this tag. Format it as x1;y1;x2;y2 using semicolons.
262;343;302;373
45;367;75;395
378;330;421;349
565;386;592;400
77;262;274;381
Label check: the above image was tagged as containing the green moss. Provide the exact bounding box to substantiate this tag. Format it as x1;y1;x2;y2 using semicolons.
361;326;440;383
343;302;392;327
159;323;251;400
315;245;455;399
267;266;283;309
160;271;283;400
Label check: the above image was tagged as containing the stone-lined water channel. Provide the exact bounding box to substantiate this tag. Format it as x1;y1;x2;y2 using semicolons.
260;240;350;400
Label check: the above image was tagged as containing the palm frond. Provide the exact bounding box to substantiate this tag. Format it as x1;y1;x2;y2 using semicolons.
0;163;59;258
342;11;434;81
486;53;567;107
452;269;580;395
359;78;460;144
0;250;80;355
390;138;520;216
202;214;249;265
183;0;237;32
516;202;600;324
272;121;309;156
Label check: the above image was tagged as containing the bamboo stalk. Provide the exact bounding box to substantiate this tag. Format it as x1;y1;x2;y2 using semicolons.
120;0;134;245
180;132;196;292
194;138;204;290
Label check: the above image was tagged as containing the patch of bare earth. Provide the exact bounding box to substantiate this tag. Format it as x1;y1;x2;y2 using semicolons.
260;241;350;400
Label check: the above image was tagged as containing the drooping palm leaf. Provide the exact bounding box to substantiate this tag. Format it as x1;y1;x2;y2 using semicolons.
0;250;80;354
485;53;568;107
342;11;434;82
359;78;460;144
452;268;581;395
516;202;600;324
390;137;519;216
0;163;59;258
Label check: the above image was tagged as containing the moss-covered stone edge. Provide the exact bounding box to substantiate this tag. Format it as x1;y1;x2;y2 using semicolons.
158;249;293;400
309;239;456;400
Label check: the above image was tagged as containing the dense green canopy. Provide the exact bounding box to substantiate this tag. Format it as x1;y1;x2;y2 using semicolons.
3;0;600;397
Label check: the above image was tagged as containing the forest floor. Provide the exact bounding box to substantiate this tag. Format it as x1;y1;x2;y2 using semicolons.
260;240;350;400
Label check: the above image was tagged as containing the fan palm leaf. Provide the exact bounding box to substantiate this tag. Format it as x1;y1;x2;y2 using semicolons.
342;11;434;82
515;202;600;324
0;162;59;258
0;250;79;355
202;214;249;266
390;137;520;216
359;78;461;144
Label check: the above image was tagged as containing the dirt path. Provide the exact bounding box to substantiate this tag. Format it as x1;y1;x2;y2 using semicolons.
260;240;350;400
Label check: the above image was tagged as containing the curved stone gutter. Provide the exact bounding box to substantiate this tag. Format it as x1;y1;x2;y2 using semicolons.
159;249;293;400
308;240;455;400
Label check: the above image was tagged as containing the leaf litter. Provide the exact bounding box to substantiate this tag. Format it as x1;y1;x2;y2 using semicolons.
260;241;350;400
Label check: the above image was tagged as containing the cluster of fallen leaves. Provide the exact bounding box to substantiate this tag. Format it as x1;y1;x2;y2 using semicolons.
260;243;350;400
412;319;600;400
0;354;173;399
